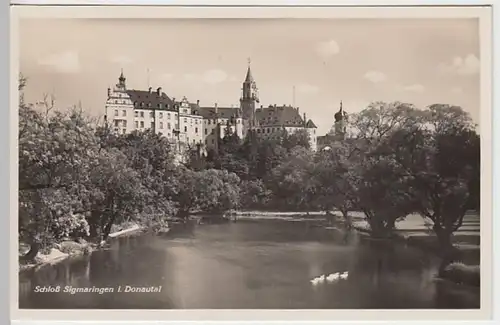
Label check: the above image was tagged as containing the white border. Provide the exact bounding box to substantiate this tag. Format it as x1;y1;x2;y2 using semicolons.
9;3;495;322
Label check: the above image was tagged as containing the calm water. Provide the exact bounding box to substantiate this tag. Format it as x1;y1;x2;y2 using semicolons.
19;220;480;309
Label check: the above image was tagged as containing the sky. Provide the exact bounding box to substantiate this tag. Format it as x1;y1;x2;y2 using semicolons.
19;18;480;135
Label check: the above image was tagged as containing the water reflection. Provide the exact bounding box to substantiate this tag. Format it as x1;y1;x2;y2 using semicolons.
19;220;479;309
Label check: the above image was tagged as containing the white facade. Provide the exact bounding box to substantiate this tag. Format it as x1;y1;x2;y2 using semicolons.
105;68;317;152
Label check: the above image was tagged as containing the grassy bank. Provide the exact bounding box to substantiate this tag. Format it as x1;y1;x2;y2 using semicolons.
19;222;146;273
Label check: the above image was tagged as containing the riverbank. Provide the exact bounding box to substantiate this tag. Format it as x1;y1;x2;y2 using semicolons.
232;210;480;287
351;213;480;287
18;223;146;273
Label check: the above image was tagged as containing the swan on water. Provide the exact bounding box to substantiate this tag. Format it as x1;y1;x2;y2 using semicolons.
310;278;321;285
326;272;340;282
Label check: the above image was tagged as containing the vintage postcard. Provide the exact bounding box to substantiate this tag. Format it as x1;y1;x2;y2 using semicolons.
10;4;493;322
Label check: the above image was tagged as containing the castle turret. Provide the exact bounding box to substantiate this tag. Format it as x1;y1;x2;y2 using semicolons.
334;101;347;139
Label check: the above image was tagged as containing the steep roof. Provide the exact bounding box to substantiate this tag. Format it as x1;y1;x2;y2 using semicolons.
255;105;306;127
305;119;317;128
127;89;175;110
199;106;239;119
244;66;254;83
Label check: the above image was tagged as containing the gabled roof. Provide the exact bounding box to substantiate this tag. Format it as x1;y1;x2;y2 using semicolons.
255;105;305;127
305;119;317;128
199;106;239;119
127;89;175;110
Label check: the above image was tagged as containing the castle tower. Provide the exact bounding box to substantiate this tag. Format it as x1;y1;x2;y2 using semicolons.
240;59;259;137
334;101;347;140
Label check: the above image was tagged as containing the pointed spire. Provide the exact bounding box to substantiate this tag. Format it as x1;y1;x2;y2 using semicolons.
245;58;253;83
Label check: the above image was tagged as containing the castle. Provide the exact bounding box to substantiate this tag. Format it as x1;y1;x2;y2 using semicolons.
104;63;319;152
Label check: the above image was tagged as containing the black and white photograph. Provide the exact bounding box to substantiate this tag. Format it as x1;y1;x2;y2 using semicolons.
12;4;492;318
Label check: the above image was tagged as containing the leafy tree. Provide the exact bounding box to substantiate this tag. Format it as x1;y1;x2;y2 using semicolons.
282;128;311;151
312;141;361;228
239;179;272;209
270;146;316;211
174;168;241;217
383;113;479;257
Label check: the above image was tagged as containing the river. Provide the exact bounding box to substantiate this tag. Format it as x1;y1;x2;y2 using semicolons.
18;219;480;309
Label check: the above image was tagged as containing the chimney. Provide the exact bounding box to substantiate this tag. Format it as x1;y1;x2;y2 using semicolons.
107;87;111;97
149;87;153;94
297;107;300;114
303;113;306;122
196;100;200;106
157;87;162;95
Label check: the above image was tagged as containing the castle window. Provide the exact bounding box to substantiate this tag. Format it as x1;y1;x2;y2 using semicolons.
208;120;211;125
267;128;270;133
167;122;171;129
184;126;187;132
123;121;127;127
167;113;171;119
114;100;118;104
148;102;152;107
159;112;163;119
184;118;188;123
211;129;215;135
175;123;179;129
195;127;198;133
135;111;138;118
140;121;144;128
122;128;126;134
134;102;138;107
166;104;170;109
114;120;119;127
150;112;154;118
141;102;144;107
158;104;162;108
205;129;207;135
257;129;261;133
114;128;119;133
114;110;118;116
160;122;164;129
122;110;126;117
140;112;144;118
135;121;138;128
